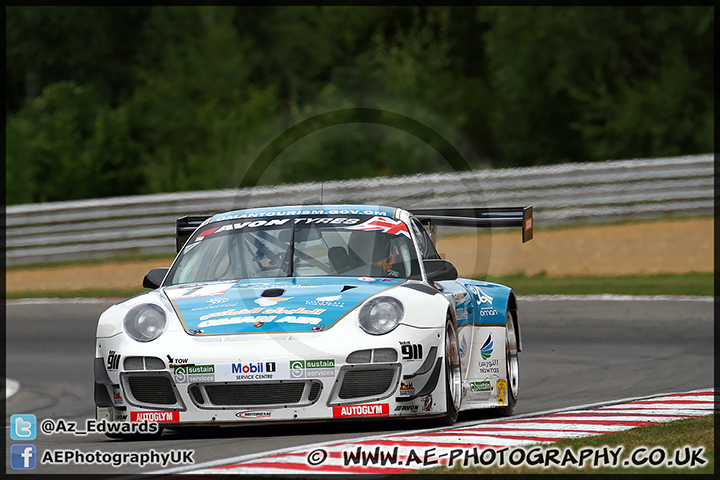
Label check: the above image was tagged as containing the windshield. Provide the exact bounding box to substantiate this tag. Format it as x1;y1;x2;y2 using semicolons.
167;215;422;285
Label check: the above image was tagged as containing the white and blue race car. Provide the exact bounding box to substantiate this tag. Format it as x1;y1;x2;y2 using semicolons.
94;204;533;435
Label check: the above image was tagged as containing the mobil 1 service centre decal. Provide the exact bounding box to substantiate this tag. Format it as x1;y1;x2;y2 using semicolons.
200;359;337;382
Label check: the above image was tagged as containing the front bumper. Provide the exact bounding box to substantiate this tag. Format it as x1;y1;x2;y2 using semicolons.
95;324;446;426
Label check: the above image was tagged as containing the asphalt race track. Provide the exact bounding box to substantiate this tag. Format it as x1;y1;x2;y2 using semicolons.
4;297;713;476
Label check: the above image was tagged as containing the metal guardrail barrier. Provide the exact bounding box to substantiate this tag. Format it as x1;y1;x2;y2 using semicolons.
6;154;714;265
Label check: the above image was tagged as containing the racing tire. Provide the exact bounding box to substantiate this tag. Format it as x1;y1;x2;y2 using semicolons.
105;427;164;440
438;318;462;426
498;311;519;416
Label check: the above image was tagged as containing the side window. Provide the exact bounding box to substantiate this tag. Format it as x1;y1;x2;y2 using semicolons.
410;218;440;259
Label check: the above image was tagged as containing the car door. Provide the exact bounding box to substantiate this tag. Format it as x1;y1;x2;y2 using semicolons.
408;216;474;376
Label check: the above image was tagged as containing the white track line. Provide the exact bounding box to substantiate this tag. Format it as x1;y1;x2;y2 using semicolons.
3;378;20;399
6;297;123;305
521;294;713;302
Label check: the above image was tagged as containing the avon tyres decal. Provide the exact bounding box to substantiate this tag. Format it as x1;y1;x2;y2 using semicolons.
186;217;363;251
166;277;405;335
205;217;363;238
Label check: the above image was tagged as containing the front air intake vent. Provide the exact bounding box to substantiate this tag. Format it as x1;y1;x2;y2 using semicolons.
328;364;401;406
144;357;165;370
122;356;165;371
189;385;205;405
309;382;322;402
372;348;398;362
261;288;285;297
189;381;323;409
347;348;398;363
339;369;395;399
205;382;304;406
346;350;372;364
123;357;144;371
120;372;185;410
127;376;176;404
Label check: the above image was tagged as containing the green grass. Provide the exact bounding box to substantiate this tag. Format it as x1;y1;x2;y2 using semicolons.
417;414;714;474
5;272;713;299
481;272;713;296
4;252;176;271
6;288;147;300
437;213;714;238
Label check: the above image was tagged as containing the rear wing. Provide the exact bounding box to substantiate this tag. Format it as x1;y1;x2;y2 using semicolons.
175;207;533;252
410;206;533;243
176;215;212;252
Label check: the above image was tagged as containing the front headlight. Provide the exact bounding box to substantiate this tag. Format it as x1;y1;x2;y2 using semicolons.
124;304;167;342
358;296;404;335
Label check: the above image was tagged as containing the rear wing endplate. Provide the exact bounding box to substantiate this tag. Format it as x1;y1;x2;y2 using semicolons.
410;206;533;243
176;215;212;252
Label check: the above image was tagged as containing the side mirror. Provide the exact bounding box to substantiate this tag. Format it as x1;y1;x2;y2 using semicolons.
424;259;458;282
143;268;169;289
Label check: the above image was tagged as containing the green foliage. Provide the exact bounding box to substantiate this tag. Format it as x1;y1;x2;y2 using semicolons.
480;6;714;165
5;6;714;204
126;6;279;192
5;6;150;111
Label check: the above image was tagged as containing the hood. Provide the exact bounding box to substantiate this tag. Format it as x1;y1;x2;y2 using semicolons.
164;276;405;335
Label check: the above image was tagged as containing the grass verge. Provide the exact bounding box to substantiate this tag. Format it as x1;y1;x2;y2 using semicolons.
417;414;714;475
481;272;713;296
6;288;146;300
5;272;713;299
437;213;714;238
4;252;176;271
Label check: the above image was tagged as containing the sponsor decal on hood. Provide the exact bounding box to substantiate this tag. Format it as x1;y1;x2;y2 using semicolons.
165;277;405;335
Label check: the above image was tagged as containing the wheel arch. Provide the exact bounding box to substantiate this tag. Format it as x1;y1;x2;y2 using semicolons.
441;305;462;424
446;304;458;328
507;291;522;352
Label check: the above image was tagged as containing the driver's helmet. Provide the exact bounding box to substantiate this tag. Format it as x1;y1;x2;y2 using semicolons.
348;231;398;273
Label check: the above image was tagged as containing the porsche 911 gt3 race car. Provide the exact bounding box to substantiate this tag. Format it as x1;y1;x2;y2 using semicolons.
94;204;533;436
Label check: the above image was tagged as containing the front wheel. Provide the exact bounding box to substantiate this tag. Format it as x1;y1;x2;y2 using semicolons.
439;319;462;425
499;311;519;416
